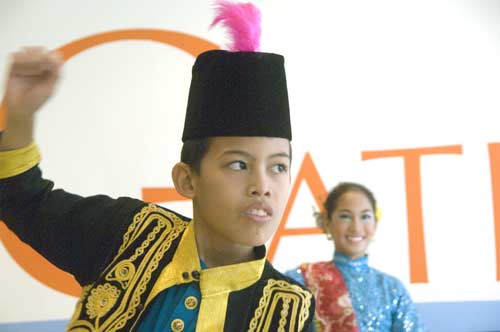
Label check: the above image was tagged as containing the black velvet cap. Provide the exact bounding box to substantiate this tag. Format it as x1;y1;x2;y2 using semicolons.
182;50;291;141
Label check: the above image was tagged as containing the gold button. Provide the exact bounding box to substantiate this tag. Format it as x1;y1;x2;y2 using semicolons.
171;318;184;331
184;296;198;310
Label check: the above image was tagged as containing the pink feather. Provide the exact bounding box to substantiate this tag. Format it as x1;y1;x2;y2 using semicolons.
210;0;261;52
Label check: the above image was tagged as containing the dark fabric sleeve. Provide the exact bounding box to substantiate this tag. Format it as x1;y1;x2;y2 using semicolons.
0;165;145;285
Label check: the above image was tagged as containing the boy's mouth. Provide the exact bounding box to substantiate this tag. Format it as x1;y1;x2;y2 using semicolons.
242;203;273;221
247;208;268;216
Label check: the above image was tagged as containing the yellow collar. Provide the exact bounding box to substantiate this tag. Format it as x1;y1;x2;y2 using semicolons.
148;220;266;302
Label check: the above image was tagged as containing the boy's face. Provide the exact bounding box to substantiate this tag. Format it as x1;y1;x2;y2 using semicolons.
191;136;291;247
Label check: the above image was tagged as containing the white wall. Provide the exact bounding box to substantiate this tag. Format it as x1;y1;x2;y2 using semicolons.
1;0;500;329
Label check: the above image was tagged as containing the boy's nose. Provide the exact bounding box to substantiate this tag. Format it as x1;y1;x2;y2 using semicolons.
249;187;271;197
248;171;271;197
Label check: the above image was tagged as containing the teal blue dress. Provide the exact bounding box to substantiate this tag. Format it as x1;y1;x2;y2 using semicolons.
286;253;426;332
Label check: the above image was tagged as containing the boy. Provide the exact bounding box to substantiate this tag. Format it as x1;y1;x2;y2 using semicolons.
0;6;314;332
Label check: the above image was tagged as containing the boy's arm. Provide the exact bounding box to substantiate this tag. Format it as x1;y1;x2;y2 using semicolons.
1;47;61;151
0;160;144;285
0;47;144;285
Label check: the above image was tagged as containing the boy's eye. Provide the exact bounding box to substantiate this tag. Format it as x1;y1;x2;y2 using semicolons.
271;163;288;174
228;161;247;170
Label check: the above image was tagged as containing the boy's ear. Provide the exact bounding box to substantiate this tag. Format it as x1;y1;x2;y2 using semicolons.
171;162;196;199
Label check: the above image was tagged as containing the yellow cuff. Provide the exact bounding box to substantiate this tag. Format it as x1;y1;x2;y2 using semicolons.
0;142;41;179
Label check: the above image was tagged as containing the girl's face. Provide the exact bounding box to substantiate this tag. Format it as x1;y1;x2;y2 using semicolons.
326;190;377;259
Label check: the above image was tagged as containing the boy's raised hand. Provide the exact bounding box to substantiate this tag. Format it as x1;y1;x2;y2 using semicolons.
5;47;62;117
0;47;63;150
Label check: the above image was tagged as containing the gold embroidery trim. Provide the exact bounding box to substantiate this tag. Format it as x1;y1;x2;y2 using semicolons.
106;209;187;332
66;205;188;332
279;297;291;332
85;283;121;329
117;204;168;257
247;279;312;332
146;221;201;304
0;142;40;179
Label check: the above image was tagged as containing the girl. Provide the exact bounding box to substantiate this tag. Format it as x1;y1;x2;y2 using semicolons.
286;182;425;332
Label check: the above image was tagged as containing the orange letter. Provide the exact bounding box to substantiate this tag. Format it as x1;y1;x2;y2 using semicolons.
362;145;462;283
0;29;218;297
488;143;500;281
142;187;188;203
267;153;327;261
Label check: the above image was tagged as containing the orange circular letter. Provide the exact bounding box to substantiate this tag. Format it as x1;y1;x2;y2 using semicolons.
0;29;218;297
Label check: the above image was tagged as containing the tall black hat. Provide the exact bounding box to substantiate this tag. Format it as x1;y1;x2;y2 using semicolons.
181;1;291;142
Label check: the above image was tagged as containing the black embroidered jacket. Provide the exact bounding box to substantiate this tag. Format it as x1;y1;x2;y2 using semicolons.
0;165;314;332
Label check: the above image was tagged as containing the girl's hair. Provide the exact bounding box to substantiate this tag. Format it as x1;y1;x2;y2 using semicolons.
315;182;378;229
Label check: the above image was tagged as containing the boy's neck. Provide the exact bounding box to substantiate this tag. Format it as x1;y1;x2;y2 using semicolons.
193;221;257;268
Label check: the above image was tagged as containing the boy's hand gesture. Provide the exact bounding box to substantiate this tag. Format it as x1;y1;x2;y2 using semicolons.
5;47;62;117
